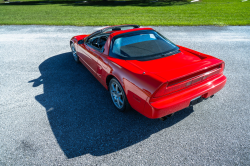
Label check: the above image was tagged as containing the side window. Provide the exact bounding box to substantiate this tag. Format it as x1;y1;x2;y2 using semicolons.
91;38;99;48
88;36;107;52
98;36;108;50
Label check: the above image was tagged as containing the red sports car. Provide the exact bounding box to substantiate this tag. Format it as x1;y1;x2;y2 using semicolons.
70;25;227;119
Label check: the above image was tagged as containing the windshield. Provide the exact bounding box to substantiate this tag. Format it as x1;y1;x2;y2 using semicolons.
109;30;179;60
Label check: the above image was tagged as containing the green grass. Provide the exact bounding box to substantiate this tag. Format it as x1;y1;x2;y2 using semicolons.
0;0;250;26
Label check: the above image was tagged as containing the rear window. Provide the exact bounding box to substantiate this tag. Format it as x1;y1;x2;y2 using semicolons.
110;30;179;60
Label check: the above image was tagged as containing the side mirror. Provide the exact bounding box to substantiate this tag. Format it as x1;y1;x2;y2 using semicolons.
78;40;84;44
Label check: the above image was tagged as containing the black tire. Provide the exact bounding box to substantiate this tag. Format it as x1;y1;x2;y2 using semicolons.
71;43;80;63
109;78;131;112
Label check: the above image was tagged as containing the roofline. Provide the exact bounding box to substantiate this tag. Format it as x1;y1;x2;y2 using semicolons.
110;27;154;37
86;24;140;40
101;24;140;32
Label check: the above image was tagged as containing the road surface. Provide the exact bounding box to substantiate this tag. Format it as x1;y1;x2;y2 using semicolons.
0;25;250;165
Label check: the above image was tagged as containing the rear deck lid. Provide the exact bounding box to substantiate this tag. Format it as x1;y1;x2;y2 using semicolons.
126;49;222;82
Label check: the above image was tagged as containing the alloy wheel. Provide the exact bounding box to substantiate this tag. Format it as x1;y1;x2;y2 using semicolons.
110;81;125;109
71;44;79;62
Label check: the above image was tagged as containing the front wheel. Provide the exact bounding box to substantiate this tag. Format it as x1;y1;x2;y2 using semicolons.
71;43;79;63
109;78;131;112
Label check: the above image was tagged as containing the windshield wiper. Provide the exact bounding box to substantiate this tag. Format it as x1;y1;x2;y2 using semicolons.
138;49;180;61
162;49;180;57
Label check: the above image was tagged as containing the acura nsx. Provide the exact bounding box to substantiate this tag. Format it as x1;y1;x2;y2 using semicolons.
70;25;227;119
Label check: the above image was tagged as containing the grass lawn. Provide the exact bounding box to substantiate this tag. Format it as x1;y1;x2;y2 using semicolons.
0;0;249;26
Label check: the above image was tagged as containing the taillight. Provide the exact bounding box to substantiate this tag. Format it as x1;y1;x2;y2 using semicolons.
165;79;192;94
153;64;223;98
153;82;168;98
220;62;225;73
153;80;192;98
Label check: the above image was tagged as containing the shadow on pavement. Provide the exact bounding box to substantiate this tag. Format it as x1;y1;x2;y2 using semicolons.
29;52;193;158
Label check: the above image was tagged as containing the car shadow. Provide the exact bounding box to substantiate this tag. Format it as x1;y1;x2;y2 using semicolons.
29;52;194;158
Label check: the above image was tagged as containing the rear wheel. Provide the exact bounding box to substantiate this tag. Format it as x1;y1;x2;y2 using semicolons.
71;43;79;63
109;78;131;112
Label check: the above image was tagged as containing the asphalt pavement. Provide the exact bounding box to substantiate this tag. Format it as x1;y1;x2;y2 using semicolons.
0;25;250;165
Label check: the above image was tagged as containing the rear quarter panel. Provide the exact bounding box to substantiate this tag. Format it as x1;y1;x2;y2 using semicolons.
107;58;165;114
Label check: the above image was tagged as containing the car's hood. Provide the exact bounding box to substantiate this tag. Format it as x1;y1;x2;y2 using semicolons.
126;49;222;81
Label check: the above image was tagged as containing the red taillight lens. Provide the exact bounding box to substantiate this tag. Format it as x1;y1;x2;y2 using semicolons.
153;65;222;98
153;82;168;98
220;62;225;73
164;79;192;94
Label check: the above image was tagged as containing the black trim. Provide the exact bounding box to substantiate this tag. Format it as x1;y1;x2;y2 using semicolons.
85;25;140;43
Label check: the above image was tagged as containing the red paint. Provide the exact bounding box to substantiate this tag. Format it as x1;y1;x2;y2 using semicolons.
70;26;227;119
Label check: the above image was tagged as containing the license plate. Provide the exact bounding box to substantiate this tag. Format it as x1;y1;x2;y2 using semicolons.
190;96;203;106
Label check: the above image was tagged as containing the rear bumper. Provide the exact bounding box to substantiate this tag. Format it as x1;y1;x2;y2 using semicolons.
143;74;227;119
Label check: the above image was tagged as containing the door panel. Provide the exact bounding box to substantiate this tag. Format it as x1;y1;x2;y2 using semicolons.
77;43;96;75
85;45;102;79
77;35;109;83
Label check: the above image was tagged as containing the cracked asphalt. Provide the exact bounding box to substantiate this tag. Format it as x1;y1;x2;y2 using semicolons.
0;25;250;165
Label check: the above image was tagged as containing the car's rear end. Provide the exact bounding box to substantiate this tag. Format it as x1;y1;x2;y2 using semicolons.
128;46;227;119
146;71;226;119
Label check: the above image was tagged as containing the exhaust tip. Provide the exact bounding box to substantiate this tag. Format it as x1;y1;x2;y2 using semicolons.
160;116;168;121
160;113;174;121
